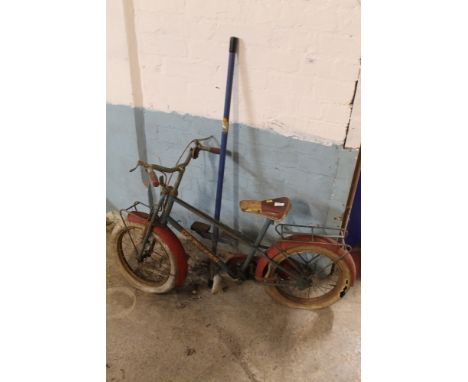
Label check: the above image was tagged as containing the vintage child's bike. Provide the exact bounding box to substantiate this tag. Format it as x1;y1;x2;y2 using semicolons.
111;138;356;310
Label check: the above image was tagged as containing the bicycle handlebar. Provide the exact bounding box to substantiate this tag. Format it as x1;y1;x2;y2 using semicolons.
129;140;220;175
129;160;179;174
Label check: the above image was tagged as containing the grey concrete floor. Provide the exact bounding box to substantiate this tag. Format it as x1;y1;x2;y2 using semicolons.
107;229;360;382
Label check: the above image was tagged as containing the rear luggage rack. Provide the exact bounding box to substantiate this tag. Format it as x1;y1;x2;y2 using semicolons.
275;223;349;249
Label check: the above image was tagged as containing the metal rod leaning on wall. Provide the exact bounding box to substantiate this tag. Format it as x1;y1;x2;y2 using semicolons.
212;36;238;255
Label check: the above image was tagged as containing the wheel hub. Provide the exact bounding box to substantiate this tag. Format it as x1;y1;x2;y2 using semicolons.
298;278;312;290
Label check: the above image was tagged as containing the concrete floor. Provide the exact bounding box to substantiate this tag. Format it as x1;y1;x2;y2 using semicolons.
107;229;361;382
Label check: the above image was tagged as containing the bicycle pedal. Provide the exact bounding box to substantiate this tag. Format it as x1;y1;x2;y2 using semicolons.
191;221;212;239
190;221;236;245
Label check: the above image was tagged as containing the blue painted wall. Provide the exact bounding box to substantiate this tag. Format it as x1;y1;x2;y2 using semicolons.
107;104;358;240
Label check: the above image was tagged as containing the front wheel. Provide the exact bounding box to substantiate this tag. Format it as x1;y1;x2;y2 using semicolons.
111;222;178;293
264;244;352;310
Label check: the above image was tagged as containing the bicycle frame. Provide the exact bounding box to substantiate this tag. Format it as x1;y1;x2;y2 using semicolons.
146;191;273;278
128;143;314;284
117;138;358;310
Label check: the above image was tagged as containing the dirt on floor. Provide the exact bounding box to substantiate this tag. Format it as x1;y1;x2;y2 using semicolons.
106;225;361;382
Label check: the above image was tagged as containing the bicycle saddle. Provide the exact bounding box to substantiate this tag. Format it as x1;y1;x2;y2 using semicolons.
239;197;291;221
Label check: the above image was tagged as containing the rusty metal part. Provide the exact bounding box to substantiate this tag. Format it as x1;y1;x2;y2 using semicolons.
177;225;223;265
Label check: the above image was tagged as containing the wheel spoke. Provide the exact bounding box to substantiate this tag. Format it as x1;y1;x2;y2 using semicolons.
272;247;346;305
296;252;310;264
119;226;172;285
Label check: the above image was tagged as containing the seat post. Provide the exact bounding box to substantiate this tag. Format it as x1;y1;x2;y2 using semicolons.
241;218;273;272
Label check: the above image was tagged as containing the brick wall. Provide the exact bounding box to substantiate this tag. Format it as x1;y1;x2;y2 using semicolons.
107;0;361;147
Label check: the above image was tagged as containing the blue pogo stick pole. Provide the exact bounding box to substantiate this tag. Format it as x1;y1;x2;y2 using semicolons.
212;36;238;253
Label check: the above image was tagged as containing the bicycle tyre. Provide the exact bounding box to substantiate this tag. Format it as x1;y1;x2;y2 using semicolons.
111;221;178;293
264;244;352;310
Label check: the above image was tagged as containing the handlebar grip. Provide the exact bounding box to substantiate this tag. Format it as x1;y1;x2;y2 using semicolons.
198;145;221;155
147;169;159;187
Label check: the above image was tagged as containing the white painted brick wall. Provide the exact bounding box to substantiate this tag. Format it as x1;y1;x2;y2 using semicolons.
107;0;361;147
107;0;132;106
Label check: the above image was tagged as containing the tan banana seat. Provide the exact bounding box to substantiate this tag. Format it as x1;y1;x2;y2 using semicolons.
239;197;291;221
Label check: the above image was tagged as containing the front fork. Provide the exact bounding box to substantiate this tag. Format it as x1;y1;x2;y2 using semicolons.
135;191;168;262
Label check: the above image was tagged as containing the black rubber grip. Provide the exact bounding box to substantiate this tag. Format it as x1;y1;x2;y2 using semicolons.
229;37;238;53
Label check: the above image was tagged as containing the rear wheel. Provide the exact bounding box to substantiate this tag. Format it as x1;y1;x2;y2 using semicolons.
111;222;178;293
264;244;351;310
